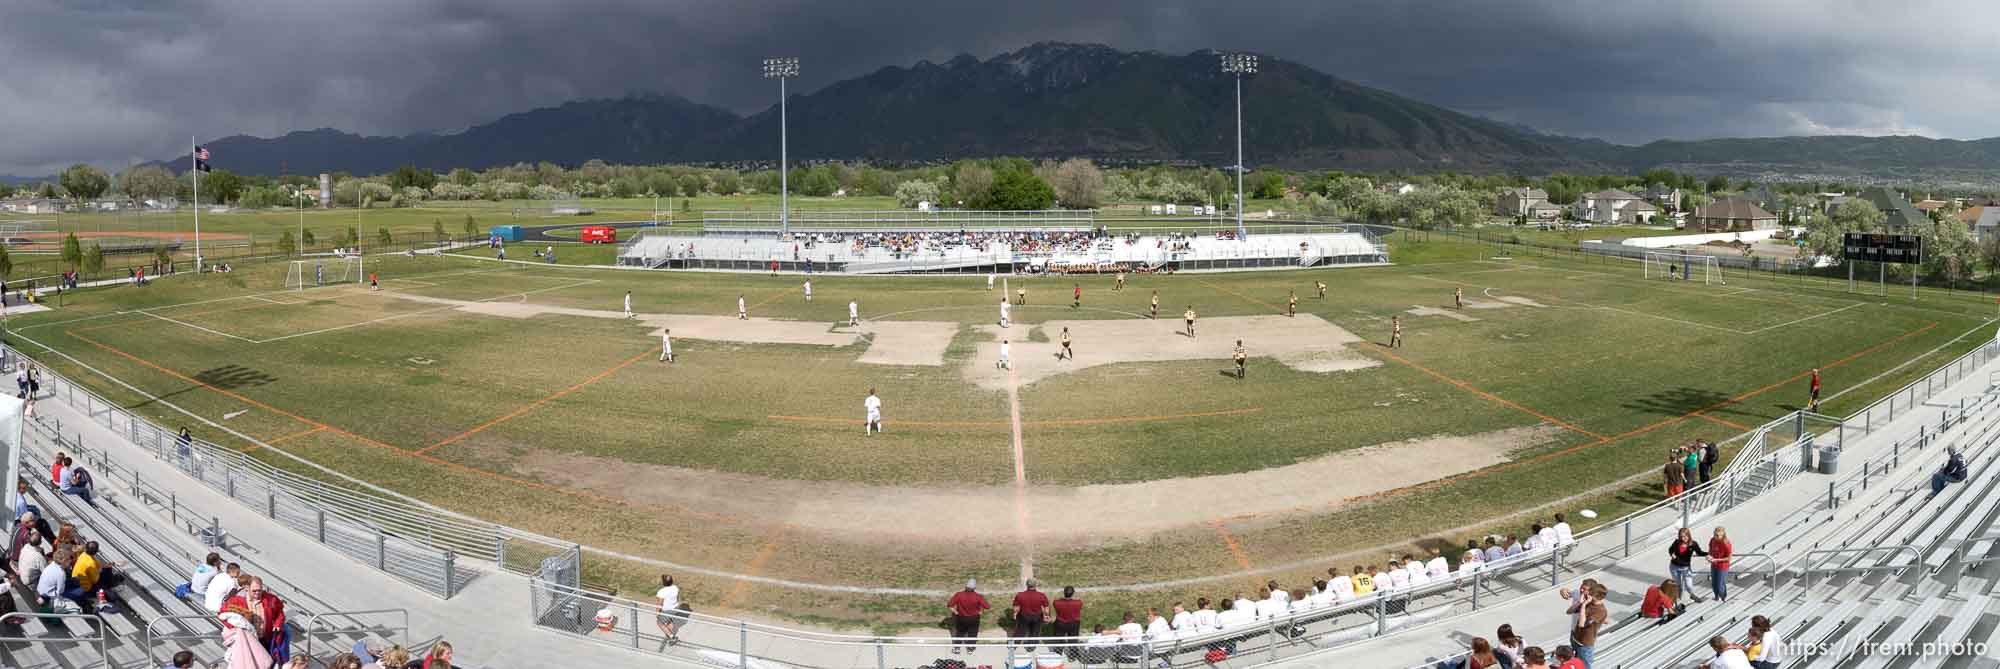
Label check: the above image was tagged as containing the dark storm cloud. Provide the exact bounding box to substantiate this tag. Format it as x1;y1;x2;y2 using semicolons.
3;0;1995;176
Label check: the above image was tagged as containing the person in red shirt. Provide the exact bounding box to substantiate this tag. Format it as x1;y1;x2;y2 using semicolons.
1640;579;1682;623
1708;527;1734;603
49;451;64;486
1050;586;1084;642
1553;645;1585;669
1011;579;1050;651
1808;368;1821;411
1072;284;1081;309
945;579;989;655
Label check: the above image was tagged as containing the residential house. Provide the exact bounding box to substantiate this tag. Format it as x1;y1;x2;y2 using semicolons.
1914;199;1948;215
1690;197;1779;232
1643;184;1683;211
0;198;61;214
1573;189;1659;225
1961;207;2000;243
1525;200;1565;221
1740;187;1783;214
1495;187;1549;217
1381;181;1418;195
1858;187;1930;232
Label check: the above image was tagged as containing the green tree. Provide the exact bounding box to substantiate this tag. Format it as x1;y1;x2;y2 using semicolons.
432;218;447;240
339;226;358;249
302;228;317;248
61;232;83;271
679;174;706;198
1917;219;1976;284
277;229;298;256
82;244;105;277
0;242;13;279
199;169;245;204
152;244;172;269
447;168;476;186
1704;175;1729;193
377;227;394;248
462;214;478;239
893;179;942;208
116;165;178;201
950;163;994;207
1045;159;1104;209
1801;198;1885;259
711;171;741;196
59;164;110;201
389;165;438;190
1200;170;1232;207
1253;172;1287;200
982;168;1055;210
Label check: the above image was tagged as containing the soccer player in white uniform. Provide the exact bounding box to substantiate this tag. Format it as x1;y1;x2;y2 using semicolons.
987;272;995;290
997;339;1011;369
864;388;883;434
803;280;812;302
737;295;747;320
999;298;1011;328
848;300;859;327
624;291;635;319
659;329;674;362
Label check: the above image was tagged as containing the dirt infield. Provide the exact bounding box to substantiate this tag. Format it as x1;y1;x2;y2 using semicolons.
965;314;1379;391
510;425;1562;546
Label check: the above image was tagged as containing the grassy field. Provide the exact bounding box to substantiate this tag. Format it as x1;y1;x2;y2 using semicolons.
8;233;1996;631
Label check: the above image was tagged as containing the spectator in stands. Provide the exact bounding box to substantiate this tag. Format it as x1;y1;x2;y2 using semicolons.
49;452;64;487
205;563;242;613
945;579;989;655
1051;586;1083;643
1189;598;1219;635
654;574;685;648
1568;583;1607;668
225;576;290;663
1267;579;1288;603
1496;624;1526;666
1699;440;1719;484
1083;625;1120;662
1483;538;1506;563
1170;601;1193;636
1329;567;1354;600
167;649;197;668
1143;607;1171;640
9;509;41;566
1698;635;1752;669
1351;566;1373;597
1553;514;1575;546
67;541;121;606
1640;579;1683;623
1552;645;1583;669
179;552;221;600
1213;603;1251;654
1308;580;1333;608
1524;524;1547;552
176;427;194;467
1385;562;1410;590
14;532;46;590
1537;523;1560;551
1231;592;1254;614
1931;448;1968;498
1010;579;1049;649
1708;527;1734;603
1684;445;1701;488
58;457;95;507
1669;528;1708;601
1520;647;1550;669
1504;535;1524;557
35;547;68;612
1664;452;1687;498
1255;587;1287;620
1116;611;1143;642
1406;557;1432;588
1427;549;1451;580
325;653;363;669
1464;637;1502;669
221;606;275;669
365;646;411;669
1744;615;1783;669
420;642;453;669
53;522;77;550
13;479;37;521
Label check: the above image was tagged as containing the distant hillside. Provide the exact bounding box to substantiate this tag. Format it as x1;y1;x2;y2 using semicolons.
151;42;2000;179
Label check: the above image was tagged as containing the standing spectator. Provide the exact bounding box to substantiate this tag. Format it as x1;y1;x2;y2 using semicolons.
1569;583;1607;668
1698;635;1752;669
176;427;195;468
1683;446;1701;488
1664;452;1686;498
1698;440;1719;484
1050;586;1083;642
1010;579;1049;650
945;579;989;655
1708;528;1734;603
654;574;685;648
220;607;274;669
1669;528;1708;601
225;576;288;664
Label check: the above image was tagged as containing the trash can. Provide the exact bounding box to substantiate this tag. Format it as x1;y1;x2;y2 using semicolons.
1818;446;1840;475
1799;434;1817;473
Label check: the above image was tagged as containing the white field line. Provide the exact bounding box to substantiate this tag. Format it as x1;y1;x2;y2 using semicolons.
14;264;524;334
1743;303;1867;335
1418;265;1873;335
254;278;602;344
1818;318;2000;406
135;311;259;343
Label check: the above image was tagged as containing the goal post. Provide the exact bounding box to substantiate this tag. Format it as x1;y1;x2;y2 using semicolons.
1643;251;1722;285
284;261;306;291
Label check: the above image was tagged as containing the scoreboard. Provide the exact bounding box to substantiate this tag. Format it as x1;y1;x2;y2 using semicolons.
1843;232;1923;264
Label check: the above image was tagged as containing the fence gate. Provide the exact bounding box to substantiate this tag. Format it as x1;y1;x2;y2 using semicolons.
529;545;585;632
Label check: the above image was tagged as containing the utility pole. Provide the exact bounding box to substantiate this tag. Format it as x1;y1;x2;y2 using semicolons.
1220;53;1258;240
763;57;800;237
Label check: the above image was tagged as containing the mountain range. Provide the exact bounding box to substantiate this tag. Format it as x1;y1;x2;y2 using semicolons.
147;43;2000;179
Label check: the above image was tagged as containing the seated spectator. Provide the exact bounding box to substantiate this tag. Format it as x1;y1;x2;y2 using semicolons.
1143;607;1171;640
1746;615;1784;669
179;552;222;600
1082;626;1120;664
9;510;44;570
14;532;47;589
1552;645;1584;669
327;654;364;669
57;458;94;507
1426;549;1451;580
1931;448;1968;498
49;452;64;487
1254;588;1287;620
1266;580;1288;603
35;548;70;612
53;522;77;550
1463;540;1486;567
1329;568;1355;600
420;642;452;669
1231;592;1254;614
1385;561;1409;590
1698;635;1752;669
66;541;123;608
1519;646;1550;669
12;479;37;521
1524;524;1546;552
1552;514;1575;546
1538;522;1561;550
1640;579;1683;623
1504;535;1524;557
1406;558;1432;588
1116;612;1143;642
1496;624;1526;666
1352;566;1374;596
167;650;197;669
1190;598;1218;634
1483;538;1506;563
1308;580;1334;608
1168;602;1192;636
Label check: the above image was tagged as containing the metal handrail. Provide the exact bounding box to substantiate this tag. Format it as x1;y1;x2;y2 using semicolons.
143;614;225;667
301;608;410;659
1785;545;1923;588
6;611;113;668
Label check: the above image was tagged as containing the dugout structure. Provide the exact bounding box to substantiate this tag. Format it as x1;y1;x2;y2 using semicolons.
1644;251;1722;285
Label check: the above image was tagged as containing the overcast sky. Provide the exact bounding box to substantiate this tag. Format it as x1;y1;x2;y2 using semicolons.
4;0;1997;176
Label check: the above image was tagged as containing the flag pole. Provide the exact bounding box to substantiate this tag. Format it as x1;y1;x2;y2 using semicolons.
191;136;201;271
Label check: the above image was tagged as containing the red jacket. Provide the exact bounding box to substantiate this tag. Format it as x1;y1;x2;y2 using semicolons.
1708;538;1733;570
1640;585;1673;618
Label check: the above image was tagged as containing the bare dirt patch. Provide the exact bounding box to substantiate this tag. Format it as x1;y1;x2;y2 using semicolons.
1496;296;1549;308
507;425;1562;547
1406;305;1480;322
850;321;956;366
963;314;1378;391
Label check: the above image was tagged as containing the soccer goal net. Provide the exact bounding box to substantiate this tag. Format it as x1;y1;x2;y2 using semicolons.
286;256;363;290
1644;251;1723;285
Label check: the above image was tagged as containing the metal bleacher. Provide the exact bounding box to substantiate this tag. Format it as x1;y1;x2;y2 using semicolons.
7;413;410;668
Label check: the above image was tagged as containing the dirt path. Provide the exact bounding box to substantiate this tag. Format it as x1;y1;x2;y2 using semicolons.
509;425;1560;546
964;314;1378;391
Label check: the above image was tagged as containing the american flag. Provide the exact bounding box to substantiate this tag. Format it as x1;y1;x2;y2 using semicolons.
194;145;212;173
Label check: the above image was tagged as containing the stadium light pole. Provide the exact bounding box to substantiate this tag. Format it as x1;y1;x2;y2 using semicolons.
763;57;800;237
1220;52;1256;240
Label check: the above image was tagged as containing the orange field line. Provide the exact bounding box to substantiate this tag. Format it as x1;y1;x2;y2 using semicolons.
1212;520;1254;571
66;329;761;529
768;406;1264;428
745;286;796;314
1695;413;1750;431
1196;279;1286;314
1369;346;1607;442
717;525;791;610
261;426;327;447
417;348;655;455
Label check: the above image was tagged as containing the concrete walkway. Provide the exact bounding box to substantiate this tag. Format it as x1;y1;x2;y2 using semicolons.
35;383;705;669
1265;349;2000;668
